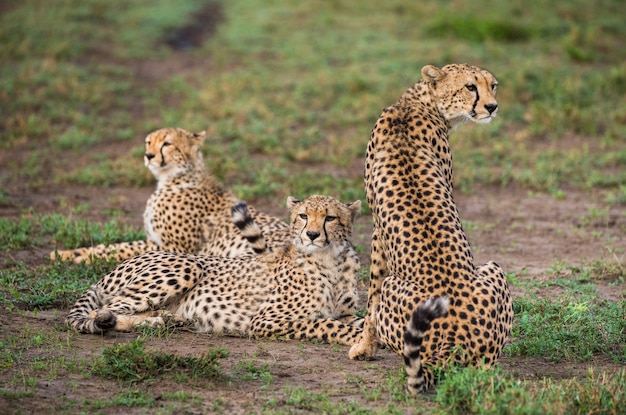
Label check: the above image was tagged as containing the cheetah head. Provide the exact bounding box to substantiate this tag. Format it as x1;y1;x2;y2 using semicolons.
144;128;206;179
287;195;361;255
421;63;498;127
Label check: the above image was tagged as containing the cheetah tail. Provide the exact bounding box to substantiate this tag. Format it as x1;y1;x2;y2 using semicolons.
65;285;116;334
231;201;268;254
403;296;449;394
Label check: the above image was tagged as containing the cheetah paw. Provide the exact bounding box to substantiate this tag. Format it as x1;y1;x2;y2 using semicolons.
348;340;379;360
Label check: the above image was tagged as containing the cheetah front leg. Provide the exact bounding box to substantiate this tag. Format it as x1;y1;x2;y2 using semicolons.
249;317;363;346
349;228;387;360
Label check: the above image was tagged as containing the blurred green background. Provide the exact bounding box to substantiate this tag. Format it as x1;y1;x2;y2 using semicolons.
1;0;624;203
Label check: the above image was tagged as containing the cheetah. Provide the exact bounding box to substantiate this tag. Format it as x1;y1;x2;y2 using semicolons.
66;195;364;346
50;127;289;263
348;64;514;394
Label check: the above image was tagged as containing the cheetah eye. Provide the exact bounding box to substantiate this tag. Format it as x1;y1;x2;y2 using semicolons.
465;84;477;92
162;142;171;147
491;83;498;93
299;214;308;220
325;216;337;222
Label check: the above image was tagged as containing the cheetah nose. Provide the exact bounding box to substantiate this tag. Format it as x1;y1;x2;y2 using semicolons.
306;230;320;241
485;103;498;114
145;153;155;160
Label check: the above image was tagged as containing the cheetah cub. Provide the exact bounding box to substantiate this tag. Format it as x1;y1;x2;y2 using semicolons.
50;127;289;263
66;195;364;345
349;64;514;393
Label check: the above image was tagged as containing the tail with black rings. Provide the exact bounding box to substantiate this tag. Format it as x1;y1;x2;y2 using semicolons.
231;201;269;254
403;296;449;394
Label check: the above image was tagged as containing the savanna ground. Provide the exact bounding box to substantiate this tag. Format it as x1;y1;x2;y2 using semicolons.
0;1;625;414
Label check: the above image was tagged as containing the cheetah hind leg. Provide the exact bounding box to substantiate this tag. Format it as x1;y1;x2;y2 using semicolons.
50;240;153;264
91;308;185;332
472;261;514;366
376;276;451;394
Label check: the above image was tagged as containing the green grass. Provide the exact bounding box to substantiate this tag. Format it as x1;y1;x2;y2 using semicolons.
435;365;625;415
507;295;625;362
0;213;144;252
0;258;117;309
233;360;273;387
85;390;155;409
91;338;228;385
2;0;625;197
504;259;625;363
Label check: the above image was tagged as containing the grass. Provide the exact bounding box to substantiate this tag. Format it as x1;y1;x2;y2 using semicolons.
0;259;117;309
91;338;228;385
0;213;144;253
0;0;625;413
504;259;625;363
435;365;625;415
2;0;625;198
507;295;625;362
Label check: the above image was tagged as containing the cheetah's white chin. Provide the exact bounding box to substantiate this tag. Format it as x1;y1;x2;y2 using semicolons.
473;114;496;124
299;241;329;253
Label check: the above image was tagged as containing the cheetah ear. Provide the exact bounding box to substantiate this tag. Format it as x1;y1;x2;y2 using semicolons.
188;130;206;147
286;196;301;210
421;65;446;85
345;200;361;222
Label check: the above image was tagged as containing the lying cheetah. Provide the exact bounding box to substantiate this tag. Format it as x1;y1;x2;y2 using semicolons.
50;127;289;263
349;64;514;393
66;195;364;345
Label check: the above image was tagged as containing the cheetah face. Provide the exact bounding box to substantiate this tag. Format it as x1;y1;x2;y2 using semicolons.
143;128;206;178
422;64;498;126
287;195;361;254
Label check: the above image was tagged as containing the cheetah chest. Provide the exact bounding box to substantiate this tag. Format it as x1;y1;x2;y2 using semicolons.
143;194;162;246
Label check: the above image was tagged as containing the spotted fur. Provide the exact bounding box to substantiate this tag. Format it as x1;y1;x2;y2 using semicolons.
348;64;514;394
50;127;289;263
66;195;364;345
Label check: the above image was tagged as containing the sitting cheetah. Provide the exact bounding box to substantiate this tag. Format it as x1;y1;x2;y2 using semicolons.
50;127;289;263
66;195;364;345
349;64;514;394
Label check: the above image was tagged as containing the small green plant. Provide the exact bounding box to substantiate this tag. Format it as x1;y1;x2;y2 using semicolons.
86;390;155;409
233;360;273;387
135;319;182;339
604;185;626;205
92;339;228;385
284;386;326;410
63;157;152;187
